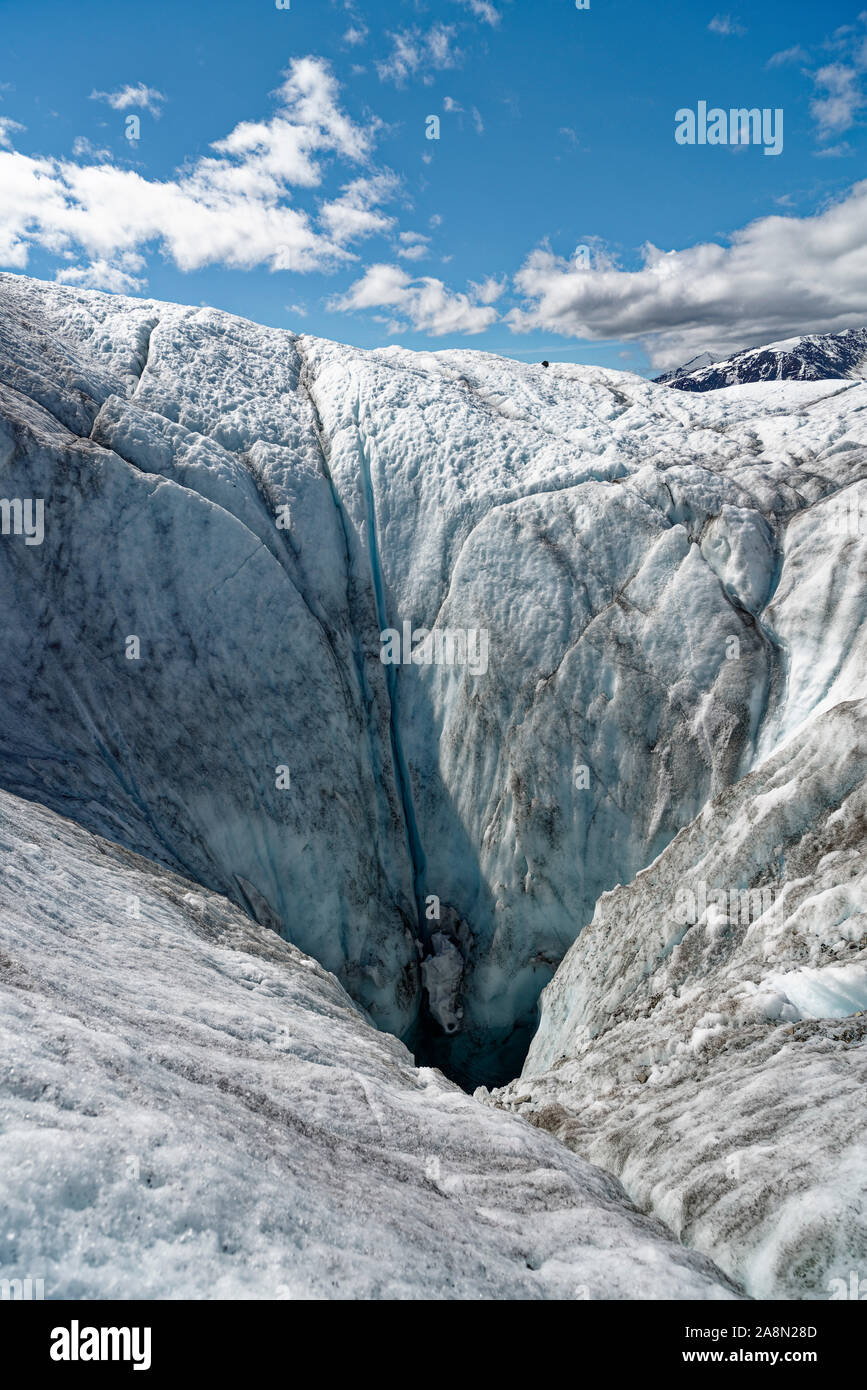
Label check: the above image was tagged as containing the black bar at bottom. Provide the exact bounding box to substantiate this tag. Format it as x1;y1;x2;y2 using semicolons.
4;1297;861;1377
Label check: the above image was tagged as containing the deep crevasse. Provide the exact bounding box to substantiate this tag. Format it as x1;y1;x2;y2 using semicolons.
1;270;866;1088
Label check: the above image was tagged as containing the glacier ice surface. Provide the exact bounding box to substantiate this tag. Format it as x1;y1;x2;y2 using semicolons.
3;273;867;1084
490;698;867;1298
1;271;865;1296
0;785;740;1299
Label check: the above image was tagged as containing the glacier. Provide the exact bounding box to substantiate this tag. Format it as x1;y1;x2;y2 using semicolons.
488;697;867;1299
0;271;865;1297
0;784;739;1299
2;271;865;1087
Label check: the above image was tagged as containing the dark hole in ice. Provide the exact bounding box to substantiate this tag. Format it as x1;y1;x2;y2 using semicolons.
410;1003;538;1094
405;901;541;1091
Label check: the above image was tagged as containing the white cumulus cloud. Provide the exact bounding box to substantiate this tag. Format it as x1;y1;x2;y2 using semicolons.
396;231;431;261
469;275;506;304
0;59;392;289
507;181;867;367
330;263;499;335
56;254;146;293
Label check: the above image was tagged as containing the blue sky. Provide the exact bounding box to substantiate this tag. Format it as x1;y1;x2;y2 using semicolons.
0;0;865;372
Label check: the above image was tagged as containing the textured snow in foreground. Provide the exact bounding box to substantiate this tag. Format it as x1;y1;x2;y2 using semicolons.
489;699;867;1299
0;788;738;1300
2;272;867;1084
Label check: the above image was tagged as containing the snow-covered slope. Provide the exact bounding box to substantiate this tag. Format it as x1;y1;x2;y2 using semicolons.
656;328;867;392
0;785;739;1299
488;697;867;1299
1;271;866;1088
0;273;421;1045
654;350;721;385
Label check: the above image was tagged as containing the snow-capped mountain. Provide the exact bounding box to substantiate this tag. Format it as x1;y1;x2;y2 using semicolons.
656;328;867;391
0;271;865;1298
654;350;720;384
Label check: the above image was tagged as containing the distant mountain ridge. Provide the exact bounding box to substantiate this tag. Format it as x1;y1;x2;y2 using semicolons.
655;327;867;391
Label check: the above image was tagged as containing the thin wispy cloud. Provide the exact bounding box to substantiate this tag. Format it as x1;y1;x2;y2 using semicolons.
782;13;867;142
708;15;746;37
454;0;502;25
89;83;166;116
377;25;462;86
71;136;112;161
442;96;483;133
811;62;866;136
766;45;810;68
815;140;853;157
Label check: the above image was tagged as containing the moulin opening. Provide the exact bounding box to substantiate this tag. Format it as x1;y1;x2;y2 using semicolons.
329;375;548;1095
412;1012;540;1093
